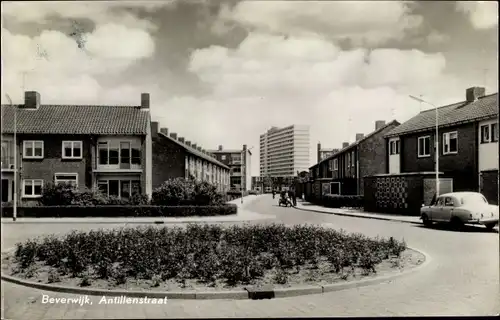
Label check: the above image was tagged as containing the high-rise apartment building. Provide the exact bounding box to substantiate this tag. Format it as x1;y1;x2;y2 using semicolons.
259;125;310;178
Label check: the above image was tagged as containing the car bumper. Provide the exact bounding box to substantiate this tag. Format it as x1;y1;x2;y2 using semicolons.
466;218;498;226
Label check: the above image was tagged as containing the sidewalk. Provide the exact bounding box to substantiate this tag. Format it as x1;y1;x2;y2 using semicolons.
295;200;421;224
0;194;274;224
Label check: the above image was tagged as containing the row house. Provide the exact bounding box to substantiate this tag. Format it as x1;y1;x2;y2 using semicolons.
151;123;231;192
207;145;252;191
384;87;498;204
1;91;152;203
308;120;400;197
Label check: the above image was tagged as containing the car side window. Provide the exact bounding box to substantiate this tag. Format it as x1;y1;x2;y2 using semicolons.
444;197;454;206
436;198;445;206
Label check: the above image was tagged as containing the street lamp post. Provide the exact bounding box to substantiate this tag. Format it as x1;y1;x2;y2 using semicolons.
240;146;254;204
409;95;440;197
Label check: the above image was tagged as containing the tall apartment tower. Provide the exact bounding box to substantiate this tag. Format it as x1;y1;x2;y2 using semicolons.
259;125;310;177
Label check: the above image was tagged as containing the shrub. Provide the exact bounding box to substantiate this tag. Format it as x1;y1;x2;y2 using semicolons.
152;178;226;206
12;223;407;287
0;204;237;218
322;195;364;208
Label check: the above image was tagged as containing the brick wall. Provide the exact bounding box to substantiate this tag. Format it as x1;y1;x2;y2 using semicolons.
151;135;186;190
481;169;499;205
358;122;399;195
401;123;478;191
19;134;92;193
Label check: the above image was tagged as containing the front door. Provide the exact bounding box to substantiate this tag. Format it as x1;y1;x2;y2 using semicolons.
1;179;9;202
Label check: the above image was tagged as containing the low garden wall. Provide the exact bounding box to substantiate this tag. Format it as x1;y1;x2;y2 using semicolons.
0;204;238;218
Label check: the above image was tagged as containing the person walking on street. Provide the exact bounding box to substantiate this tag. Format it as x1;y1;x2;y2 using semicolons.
272;189;276;199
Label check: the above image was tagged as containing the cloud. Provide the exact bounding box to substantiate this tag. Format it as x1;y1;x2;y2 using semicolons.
456;1;498;29
1;1;176;31
1;23;156;104
152;32;458;172
214;1;423;46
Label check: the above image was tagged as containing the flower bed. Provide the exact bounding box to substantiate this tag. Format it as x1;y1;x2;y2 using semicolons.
0;204;237;218
1;224;421;292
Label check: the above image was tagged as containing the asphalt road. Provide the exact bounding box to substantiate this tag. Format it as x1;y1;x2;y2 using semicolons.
1;195;499;318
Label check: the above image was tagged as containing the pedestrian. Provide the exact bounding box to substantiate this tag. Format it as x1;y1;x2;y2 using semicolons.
272;189;276;199
288;187;296;207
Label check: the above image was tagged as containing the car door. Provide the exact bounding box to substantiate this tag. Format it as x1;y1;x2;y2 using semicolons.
432;197;445;221
441;197;455;222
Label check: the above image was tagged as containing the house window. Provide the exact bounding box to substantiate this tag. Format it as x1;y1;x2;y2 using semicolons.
351;151;355;167
480;124;490;143
333;158;338;170
98;141;141;166
221;155;226;160
97;179;141;198
347;153;351;168
481;123;498;143
62;141;82;159
389;140;400;155
23;179;43;197
23;141;44;159
443;132;458;155
54;173;78;187
120;142;131;166
417;136;431;157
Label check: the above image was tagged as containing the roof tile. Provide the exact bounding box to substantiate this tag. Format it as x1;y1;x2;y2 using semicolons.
1;105;149;135
385;93;498;137
158;132;229;170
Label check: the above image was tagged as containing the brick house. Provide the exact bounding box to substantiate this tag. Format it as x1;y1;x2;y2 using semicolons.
207;145;252;191
151;123;231;192
383;87;498;204
1;91;153;204
308;120;400;198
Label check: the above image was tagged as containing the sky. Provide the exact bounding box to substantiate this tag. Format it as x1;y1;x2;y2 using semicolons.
1;0;498;176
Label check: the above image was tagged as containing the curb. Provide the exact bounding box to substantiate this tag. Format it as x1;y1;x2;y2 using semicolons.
294;206;422;225
1;247;430;300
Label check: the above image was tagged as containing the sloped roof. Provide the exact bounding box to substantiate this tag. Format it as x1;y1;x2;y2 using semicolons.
385;93;498;138
158;132;229;170
1;104;149;135
310;120;400;169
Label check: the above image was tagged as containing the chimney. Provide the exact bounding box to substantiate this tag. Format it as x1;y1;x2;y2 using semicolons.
243;144;247;150
202;149;206;154
466;87;486;102
342;142;349;148
178;137;185;143
186;141;191;147
141;93;150;109
375;120;386;130
355;133;364;141
160;127;168;135
192;143;197;149
317;142;322;162
170;132;177;140
197;146;202;152
24;91;41;109
151;121;159;136
218;145;223;151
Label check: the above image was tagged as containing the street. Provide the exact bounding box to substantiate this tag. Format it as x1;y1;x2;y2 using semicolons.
1;194;499;318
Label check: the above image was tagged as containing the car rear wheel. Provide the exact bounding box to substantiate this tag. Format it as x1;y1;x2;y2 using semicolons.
450;216;463;230
485;223;497;231
422;214;432;227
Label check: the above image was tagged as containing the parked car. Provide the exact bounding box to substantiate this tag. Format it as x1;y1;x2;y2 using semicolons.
420;192;499;230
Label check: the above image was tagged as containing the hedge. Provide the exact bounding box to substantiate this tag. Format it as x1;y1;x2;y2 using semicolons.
0;204;238;218
322;195;364;208
12;224;407;286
